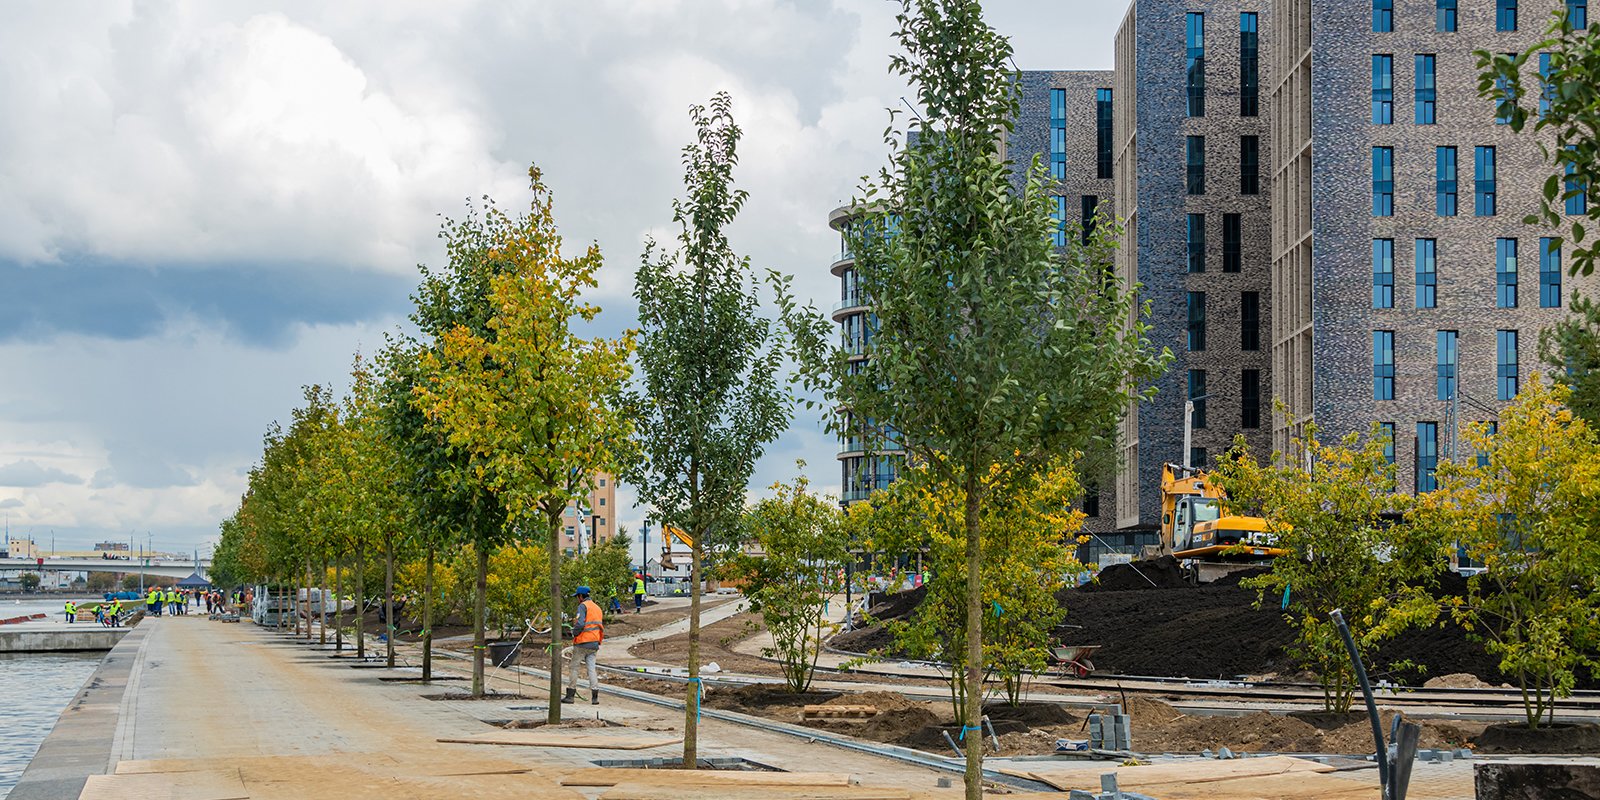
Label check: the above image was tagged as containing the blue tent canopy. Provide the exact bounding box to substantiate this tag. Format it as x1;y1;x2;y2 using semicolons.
175;571;212;589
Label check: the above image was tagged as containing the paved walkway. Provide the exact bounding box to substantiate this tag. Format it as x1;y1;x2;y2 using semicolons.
21;613;976;798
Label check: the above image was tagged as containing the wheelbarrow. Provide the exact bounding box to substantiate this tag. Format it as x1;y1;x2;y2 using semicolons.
1049;644;1101;678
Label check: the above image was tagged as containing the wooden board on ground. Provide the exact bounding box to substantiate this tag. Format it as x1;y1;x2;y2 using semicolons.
79;769;249;800
1110;772;1376;800
114;751;532;778
600;783;913;800
801;705;878;719
242;772;582;800
561;768;854;787
438;728;683;750
999;754;1336;792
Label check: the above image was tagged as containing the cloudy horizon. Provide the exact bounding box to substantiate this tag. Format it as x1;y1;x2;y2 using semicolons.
0;0;1127;558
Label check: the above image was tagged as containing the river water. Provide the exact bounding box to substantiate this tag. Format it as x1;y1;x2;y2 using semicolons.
0;599;105;799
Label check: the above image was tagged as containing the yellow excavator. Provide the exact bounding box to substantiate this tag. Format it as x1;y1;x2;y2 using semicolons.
658;525;693;569
1160;462;1286;562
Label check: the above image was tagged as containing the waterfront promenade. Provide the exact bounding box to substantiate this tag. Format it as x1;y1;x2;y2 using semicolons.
11;613;966;799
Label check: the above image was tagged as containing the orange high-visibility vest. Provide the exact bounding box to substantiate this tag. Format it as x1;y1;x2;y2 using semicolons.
574;599;604;645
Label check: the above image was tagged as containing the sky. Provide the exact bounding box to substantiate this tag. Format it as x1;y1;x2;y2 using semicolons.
0;0;1127;558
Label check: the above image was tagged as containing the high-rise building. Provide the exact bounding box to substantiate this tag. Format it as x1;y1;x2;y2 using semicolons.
558;472;617;555
825;0;1591;527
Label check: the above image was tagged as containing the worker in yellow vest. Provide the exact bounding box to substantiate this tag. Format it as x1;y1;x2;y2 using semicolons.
110;599;122;627
562;586;604;705
147;588;161;617
64;600;76;623
633;574;646;614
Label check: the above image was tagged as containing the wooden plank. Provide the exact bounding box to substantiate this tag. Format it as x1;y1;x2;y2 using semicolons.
560;768;853;787
600;783;912;800
438;729;683;750
801;705;879;718
1124;772;1377;800
1006;755;1336;793
79;769;249;800
115;753;399;775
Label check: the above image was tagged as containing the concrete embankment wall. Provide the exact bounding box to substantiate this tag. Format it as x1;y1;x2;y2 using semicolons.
0;627;129;653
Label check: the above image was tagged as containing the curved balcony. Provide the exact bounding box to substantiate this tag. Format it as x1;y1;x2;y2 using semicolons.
829;254;855;277
832;296;869;321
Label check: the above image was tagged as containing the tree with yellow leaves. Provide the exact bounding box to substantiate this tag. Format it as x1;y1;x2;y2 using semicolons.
413;165;634;719
1417;378;1600;727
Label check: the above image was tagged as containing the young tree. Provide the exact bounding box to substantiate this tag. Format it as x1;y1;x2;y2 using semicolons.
414;166;635;720
729;468;850;693
1478;5;1600;276
1214;424;1443;713
775;3;1165;794
1540;293;1600;429
624;93;790;768
848;458;1086;715
1417;379;1600;727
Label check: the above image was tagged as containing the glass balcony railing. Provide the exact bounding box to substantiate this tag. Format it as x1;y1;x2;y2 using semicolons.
832;294;867;313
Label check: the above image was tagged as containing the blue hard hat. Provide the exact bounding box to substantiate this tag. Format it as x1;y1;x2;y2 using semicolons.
573;586;591;596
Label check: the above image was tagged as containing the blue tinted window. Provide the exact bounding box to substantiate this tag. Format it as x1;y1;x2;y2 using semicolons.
1187;13;1206;117
1374;331;1395;400
1541;238;1562;308
1050;88;1067;180
1567;149;1588;215
1373;55;1394;124
1497;330;1519;401
1498;0;1517;31
1189;369;1207;429
1438;0;1457;31
1051;195;1067;248
1437;147;1457;216
1380;422;1396;465
1475;146;1496;216
1497;238;1518;308
1373;147;1394;216
1416;239;1437;308
1096;89;1113;179
1540;53;1554;118
1437;330;1457;401
1571;0;1589;29
1187;213;1205;273
1417;422;1439;492
1374;0;1393;31
1416;55;1436;124
1373;239;1394;308
1187;136;1206;194
1240;14;1259;116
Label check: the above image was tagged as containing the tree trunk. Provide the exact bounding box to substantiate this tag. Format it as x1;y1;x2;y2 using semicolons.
305;562;314;641
319;557;328;646
385;534;396;669
334;557;344;652
277;584;286;632
547;515;565;723
682;532;703;769
422;547;434;681
962;485;984;800
356;542;367;659
472;544;488;697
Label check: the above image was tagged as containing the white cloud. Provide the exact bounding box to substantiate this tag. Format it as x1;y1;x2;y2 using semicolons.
0;459;84;488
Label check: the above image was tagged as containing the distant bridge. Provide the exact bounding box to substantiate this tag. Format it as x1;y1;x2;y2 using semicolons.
0;557;210;580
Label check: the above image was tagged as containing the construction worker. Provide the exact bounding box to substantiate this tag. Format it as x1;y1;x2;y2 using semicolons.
562;586;604;705
166;588;178;615
64;600;76;623
110;598;122;627
147;587;161;617
633;574;646;614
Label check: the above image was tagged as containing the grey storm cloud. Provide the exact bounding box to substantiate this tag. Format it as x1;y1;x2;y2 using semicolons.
0;459;85;488
0;498;24;509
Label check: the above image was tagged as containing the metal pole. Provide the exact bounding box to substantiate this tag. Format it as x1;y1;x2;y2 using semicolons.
1332;609;1390;798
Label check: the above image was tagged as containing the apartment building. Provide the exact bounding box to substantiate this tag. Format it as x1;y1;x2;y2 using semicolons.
558;471;617;555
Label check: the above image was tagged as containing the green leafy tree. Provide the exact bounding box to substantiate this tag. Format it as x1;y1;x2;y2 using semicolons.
774;3;1165;794
19;573;40;593
1540;293;1600;429
413;166;634;719
848;458;1086;715
1417;378;1600;727
1477;5;1599;276
624;93;791;767
1215;423;1443;713
729;467;850;693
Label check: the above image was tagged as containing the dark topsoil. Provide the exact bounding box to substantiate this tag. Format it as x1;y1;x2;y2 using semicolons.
832;560;1591;689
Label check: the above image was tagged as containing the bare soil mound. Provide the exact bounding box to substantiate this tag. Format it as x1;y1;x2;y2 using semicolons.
1474;722;1600;754
1083;556;1188;591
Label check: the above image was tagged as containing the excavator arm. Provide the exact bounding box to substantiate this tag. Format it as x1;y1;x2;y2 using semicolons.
659;525;693;568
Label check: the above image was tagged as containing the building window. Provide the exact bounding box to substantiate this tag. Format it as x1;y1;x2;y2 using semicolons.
1437;330;1458;401
1241;291;1260;351
1373;239;1394;309
1380;422;1396;466
598;516;606;527
1240;136;1259;195
1540;53;1554;118
1240;13;1259;116
1083;484;1100;518
1571;0;1589;29
1417;422;1439;492
1081;195;1099;245
1242;369;1261;429
1438;0;1457;31
1567;150;1588;215
1372;55;1393;124
1497;238;1518;308
1436;146;1457;216
1187;213;1206;273
1475;146;1496;216
566;526;576;538
1187;136;1206;194
1479;422;1497;468
1497;0;1517;31
1541;238;1563;308
1416;239;1437;309
1049;88;1067;181
1498;330;1520;401
1189;369;1207;429
598;478;606;487
1095;88;1114;179
1187;291;1207;351
1494;61;1516;124
1051;195;1067;248
1223;214;1242;273
1415;55;1436;124
1187;13;1206;117
1190;447;1208;468
1374;330;1396;401
1374;0;1393;31
1373;147;1393;216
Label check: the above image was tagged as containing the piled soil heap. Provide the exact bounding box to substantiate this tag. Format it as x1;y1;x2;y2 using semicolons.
833;563;1581;687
